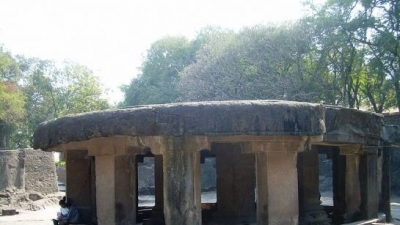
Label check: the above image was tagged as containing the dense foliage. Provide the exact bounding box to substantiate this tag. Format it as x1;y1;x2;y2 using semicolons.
122;0;400;114
0;47;109;149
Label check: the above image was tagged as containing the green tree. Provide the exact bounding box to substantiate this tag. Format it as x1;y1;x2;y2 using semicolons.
60;61;109;114
0;82;25;149
367;0;400;111
360;59;395;112
178;29;237;101
121;36;195;106
0;47;25;149
0;46;110;148
179;23;320;102
0;46;22;83
304;0;369;108
17;58;109;147
304;0;400;112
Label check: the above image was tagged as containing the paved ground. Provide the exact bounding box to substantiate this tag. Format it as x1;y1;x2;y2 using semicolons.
0;205;58;225
1;199;400;225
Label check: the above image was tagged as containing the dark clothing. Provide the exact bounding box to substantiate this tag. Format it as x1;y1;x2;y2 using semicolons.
66;205;80;223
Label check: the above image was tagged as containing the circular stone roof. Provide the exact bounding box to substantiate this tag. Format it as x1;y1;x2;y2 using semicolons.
33;100;326;150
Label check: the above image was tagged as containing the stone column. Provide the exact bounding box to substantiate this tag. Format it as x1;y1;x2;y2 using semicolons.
86;136;149;225
212;143;256;224
63;136;146;225
90;156;97;224
161;136;208;225
359;147;378;220
151;154;164;219
381;147;392;222
256;151;269;225
95;154;116;225
340;145;361;222
248;136;308;225
115;155;136;225
332;147;346;223
297;146;330;225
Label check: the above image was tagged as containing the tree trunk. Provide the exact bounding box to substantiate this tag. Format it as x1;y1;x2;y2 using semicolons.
0;122;7;150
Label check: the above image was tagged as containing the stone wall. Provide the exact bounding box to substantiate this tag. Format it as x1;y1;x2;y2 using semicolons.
390;147;400;195
0;150;25;191
383;112;400;125
0;149;58;194
56;166;66;184
384;113;400;196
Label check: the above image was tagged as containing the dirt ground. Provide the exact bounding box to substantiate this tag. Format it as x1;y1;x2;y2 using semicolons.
1;199;400;225
0;205;58;225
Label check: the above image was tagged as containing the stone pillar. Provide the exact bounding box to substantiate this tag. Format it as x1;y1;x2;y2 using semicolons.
151;154;164;219
256;151;269;225
332;147;346;223
249;136;307;225
297;146;330;225
340;145;361;222
381;147;392;222
90;156;97;224
115;155;136;225
212;143;256;224
63;136;147;225
359;147;378;220
96;154;116;225
161;136;207;225
66;150;94;224
81;136;146;225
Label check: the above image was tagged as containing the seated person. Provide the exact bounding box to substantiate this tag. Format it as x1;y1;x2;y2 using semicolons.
53;199;68;225
53;199;80;225
64;202;80;224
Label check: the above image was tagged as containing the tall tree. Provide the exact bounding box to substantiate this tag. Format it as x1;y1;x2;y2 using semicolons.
305;0;400;112
121;36;195;106
360;59;395;112
305;0;368;108
0;46;110;148
0;46;22;83
60;61;109;115
0;47;25;149
367;0;400;111
18;59;109;147
179;23;320;102
0;82;25;149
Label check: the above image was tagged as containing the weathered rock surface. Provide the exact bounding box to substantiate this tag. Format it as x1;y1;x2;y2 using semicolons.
0;149;59;211
383;113;400;195
0;190;63;212
382;113;400;144
0;149;58;194
33;100;326;151
324;106;383;145
32;101;388;197
0;150;25;191
382;125;400;144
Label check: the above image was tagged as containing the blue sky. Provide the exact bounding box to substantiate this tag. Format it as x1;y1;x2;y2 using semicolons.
0;0;308;103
